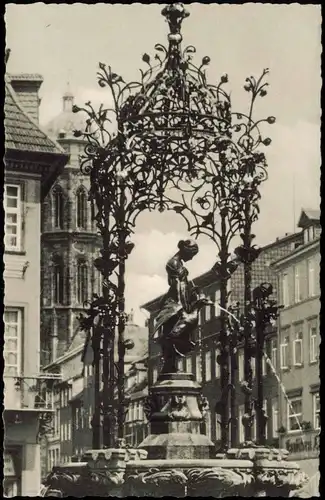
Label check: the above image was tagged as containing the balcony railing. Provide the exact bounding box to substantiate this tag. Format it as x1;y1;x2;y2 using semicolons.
4;375;57;411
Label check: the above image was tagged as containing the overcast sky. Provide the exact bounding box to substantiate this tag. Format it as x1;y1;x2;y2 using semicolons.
5;3;321;324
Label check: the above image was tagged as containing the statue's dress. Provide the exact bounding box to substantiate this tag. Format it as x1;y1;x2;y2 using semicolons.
153;256;194;337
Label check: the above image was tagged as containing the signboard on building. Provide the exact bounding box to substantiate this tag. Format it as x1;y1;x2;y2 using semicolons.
284;431;319;460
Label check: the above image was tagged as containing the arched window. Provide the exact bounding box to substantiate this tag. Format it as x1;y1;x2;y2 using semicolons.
77;261;88;305
97;270;103;297
76;188;88;230
53;257;64;304
53;187;64;229
42;196;51;233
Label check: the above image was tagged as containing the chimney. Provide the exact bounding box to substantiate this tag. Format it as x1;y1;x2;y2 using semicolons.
9;74;44;123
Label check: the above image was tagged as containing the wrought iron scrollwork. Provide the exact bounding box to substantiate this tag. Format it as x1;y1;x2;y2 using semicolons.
252;282;284;444
74;2;275;450
37;411;54;442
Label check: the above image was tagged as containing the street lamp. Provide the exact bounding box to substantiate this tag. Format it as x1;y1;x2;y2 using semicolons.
74;2;275;452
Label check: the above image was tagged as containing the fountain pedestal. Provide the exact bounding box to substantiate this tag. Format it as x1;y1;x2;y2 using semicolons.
123;372;253;497
140;372;215;460
122;372;309;497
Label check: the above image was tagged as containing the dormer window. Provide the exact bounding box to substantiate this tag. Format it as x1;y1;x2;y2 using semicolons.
314;226;321;239
303;228;308;244
298;210;320;244
304;225;316;244
292;241;302;250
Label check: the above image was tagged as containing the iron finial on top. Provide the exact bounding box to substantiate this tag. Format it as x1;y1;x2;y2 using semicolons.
161;3;190;43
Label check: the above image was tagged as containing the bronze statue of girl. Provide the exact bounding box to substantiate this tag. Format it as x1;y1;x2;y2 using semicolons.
153;239;212;373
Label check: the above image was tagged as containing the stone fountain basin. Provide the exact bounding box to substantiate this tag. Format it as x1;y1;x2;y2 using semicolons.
124;458;254;497
125;458;253;470
40;449;309;498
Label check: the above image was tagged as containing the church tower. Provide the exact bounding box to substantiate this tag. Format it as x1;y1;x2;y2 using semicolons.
41;89;101;366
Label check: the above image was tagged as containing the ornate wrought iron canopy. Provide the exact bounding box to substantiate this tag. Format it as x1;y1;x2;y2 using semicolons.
117;4;231;163
73;3;274;225
74;2;276;451
38;6;312;497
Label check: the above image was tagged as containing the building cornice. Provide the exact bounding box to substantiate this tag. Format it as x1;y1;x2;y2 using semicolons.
56;136;88;146
41;231;101;244
5;152;69;200
271;238;320;269
5;155;55;176
8;73;44;85
261;231;302;251
42;305;89;312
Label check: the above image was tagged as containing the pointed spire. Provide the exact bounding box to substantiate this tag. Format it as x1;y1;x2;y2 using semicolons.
63;81;74;112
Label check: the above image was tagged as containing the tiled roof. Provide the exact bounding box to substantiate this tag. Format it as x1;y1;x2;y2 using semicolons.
66;327;87;353
301;208;320;220
81;322;148;364
121;323;148;360
4;79;66;156
298;208;321;229
305;209;321;220
125;376;148;396
9;73;44;82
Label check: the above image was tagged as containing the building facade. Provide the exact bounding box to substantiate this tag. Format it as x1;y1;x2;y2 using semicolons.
40;90;102;366
143;230;305;450
4;73;68;496
124;357;149;448
75;316;148;454
271;209;320;484
41;315;148;476
40;343;85;478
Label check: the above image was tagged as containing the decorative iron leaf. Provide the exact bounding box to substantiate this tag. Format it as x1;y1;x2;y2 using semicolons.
201;211;214;227
173;205;185;214
142;53;151;65
202;56;211;66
